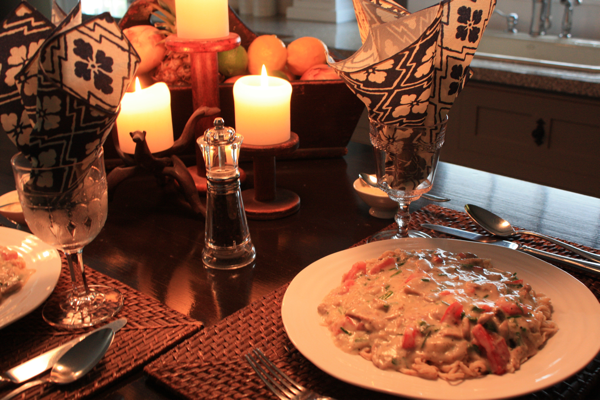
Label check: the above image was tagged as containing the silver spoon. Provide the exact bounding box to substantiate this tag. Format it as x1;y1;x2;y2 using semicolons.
1;327;115;400
424;223;600;276
465;204;600;264
358;173;450;202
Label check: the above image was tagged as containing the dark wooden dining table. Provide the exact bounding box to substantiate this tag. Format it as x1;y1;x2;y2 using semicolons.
1;128;599;399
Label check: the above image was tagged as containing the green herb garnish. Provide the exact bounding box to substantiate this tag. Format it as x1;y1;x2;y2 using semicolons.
421;330;432;349
380;290;393;300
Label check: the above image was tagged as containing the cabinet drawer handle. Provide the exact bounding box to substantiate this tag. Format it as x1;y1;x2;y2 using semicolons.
532;119;545;146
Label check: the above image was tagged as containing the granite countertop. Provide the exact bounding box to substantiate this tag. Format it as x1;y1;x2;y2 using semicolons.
240;14;600;100
470;58;600;99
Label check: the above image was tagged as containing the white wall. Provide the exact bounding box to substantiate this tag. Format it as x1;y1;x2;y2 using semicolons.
56;0;130;18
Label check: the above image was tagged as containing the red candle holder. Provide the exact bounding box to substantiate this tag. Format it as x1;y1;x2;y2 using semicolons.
165;33;241;192
241;132;300;220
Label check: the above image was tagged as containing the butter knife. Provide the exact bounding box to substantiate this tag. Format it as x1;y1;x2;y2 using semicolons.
0;317;126;385
421;224;600;276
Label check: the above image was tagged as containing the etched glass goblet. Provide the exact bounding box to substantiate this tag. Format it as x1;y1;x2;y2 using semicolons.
369;116;448;240
12;148;123;328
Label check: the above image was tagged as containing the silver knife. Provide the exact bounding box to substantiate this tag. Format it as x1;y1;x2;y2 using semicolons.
0;317;127;385
422;224;600;276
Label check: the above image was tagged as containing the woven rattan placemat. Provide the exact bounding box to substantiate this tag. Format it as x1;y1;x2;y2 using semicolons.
0;258;201;400
144;204;600;400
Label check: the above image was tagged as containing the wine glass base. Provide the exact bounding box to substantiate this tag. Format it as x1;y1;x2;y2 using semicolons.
368;229;431;242
42;285;124;329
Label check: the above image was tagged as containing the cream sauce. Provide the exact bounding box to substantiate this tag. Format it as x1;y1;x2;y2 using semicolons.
317;248;558;381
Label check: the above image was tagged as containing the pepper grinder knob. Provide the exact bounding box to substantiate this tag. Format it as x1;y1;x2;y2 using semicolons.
201;118;243;182
206;117;235;144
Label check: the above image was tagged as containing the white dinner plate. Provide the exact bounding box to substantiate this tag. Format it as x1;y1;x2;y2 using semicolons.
282;238;600;400
0;226;61;329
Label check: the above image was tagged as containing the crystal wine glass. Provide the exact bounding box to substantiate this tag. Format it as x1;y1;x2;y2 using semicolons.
369;116;448;240
11;148;123;328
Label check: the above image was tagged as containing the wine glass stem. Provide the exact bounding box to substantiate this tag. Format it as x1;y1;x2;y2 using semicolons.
65;248;91;298
395;201;411;238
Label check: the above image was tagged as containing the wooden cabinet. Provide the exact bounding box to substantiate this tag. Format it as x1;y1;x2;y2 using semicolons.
442;81;600;198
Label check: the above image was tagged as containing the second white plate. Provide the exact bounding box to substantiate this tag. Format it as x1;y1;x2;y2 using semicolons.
0;227;61;329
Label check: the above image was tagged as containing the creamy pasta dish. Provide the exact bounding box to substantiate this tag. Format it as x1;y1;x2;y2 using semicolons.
318;248;558;381
0;246;34;304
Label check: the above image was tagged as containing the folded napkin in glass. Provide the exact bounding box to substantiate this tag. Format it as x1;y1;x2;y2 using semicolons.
0;1;140;192
328;0;496;130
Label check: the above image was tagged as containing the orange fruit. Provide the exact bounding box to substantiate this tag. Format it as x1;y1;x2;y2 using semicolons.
286;37;328;76
247;35;287;75
218;46;248;78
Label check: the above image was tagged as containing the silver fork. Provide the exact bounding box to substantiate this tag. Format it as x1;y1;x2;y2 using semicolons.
245;349;334;400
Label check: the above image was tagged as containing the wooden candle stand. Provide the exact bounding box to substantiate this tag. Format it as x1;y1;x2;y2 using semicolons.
165;33;241;192
241;133;300;220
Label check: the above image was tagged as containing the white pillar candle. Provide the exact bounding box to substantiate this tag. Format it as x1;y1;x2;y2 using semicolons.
233;66;292;145
117;78;174;154
175;0;230;39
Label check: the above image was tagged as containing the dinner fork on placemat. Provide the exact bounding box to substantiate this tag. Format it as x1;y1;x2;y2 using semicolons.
246;348;335;400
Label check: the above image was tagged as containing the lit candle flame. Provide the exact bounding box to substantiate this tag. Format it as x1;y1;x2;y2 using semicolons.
134;77;142;92
260;65;268;87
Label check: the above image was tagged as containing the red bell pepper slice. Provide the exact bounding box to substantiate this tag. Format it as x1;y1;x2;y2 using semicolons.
495;297;524;316
472;324;511;375
342;261;366;283
402;326;418;349
431;254;443;264
338;279;355;294
1;249;18;261
441;301;463;324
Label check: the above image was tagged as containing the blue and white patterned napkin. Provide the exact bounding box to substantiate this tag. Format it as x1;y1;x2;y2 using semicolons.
0;1;139;191
329;0;496;127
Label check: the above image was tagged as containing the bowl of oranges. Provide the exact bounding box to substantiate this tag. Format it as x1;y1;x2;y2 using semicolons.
219;35;340;83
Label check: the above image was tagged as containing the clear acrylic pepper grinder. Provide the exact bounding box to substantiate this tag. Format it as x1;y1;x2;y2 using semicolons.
198;118;256;269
